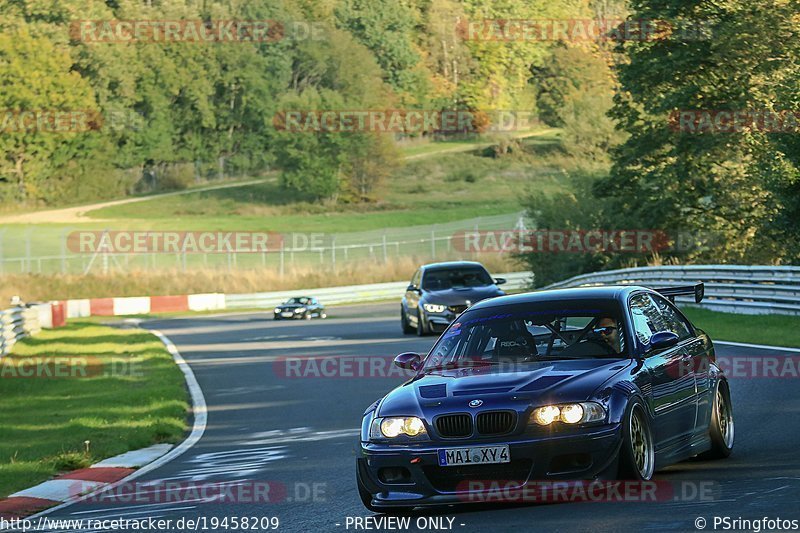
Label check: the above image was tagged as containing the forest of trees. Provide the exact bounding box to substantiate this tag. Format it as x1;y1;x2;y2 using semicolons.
0;0;592;205
1;0;798;273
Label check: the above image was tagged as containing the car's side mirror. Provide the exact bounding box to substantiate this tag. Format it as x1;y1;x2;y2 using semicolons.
394;352;422;371
649;331;680;351
406;284;420;293
494;277;507;285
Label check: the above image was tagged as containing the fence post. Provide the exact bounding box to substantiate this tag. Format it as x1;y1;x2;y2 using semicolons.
431;229;436;259
332;236;337;273
25;228;32;273
382;233;388;263
517;215;526;253
60;229;68;274
280;241;285;278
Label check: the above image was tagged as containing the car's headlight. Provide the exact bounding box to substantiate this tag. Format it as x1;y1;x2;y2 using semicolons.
424;304;446;313
530;402;606;426
294;307;307;313
369;417;427;439
274;308;281;313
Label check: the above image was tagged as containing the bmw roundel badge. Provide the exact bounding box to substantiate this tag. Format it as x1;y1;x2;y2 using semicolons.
469;399;483;408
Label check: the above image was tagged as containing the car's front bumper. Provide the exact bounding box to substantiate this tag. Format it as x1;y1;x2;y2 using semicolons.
358;424;621;508
424;312;458;333
274;312;305;319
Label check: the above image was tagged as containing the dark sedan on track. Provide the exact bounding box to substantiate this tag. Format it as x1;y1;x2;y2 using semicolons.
401;261;506;336
358;284;734;512
273;297;326;320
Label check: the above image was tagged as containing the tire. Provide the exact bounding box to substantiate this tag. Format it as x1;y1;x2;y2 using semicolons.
357;465;413;515
416;309;427;337
305;312;312;321
700;381;734;459
401;308;414;334
321;312;327;319
618;400;655;480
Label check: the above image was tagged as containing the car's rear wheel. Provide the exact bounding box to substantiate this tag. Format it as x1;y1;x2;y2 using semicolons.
701;381;734;459
618;401;655;480
401;308;414;334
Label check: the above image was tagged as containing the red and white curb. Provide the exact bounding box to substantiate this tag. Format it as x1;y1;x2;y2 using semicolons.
0;330;207;520
0;444;172;518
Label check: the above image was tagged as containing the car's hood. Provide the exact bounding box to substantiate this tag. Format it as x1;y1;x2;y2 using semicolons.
377;359;633;417
423;285;503;306
277;304;307;309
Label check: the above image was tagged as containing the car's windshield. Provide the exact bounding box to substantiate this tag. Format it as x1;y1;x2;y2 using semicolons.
286;297;310;305
422;267;493;290
423;300;628;370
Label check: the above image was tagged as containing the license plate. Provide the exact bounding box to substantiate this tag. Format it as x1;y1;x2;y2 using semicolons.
438;445;510;466
281;312;294;317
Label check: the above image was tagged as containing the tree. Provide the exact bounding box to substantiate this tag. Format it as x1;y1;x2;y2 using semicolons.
335;0;428;102
0;24;100;202
534;44;622;158
601;0;800;263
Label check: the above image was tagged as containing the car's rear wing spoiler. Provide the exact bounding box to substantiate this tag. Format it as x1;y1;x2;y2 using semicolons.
655;283;704;304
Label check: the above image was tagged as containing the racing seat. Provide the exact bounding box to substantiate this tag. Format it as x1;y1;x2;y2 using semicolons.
493;324;538;362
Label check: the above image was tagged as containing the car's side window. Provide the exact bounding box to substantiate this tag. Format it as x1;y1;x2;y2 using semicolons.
411;269;421;288
629;293;666;346
651;294;693;340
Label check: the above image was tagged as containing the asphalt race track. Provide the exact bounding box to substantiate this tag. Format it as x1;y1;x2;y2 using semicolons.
29;304;800;533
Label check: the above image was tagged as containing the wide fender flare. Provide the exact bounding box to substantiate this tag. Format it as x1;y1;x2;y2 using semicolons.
605;385;652;427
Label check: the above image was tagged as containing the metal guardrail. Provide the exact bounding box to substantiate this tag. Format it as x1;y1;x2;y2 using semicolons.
225;271;533;309
544;265;800;315
0;306;41;356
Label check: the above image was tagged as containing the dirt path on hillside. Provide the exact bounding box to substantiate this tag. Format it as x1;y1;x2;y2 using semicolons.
0;178;271;224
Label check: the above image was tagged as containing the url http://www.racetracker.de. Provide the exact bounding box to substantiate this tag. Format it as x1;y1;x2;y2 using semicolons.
0;515;281;532
695;516;800;532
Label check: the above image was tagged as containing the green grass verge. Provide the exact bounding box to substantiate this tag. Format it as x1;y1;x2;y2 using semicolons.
82;133;566;231
682;307;800;348
0;322;189;499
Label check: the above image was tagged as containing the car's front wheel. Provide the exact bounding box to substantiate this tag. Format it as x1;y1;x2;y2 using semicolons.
415;309;428;337
701;381;734;459
401;307;414;334
618;400;655;480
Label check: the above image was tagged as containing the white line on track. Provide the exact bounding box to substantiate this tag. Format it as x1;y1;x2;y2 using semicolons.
715;340;800;353
69;505;197;518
